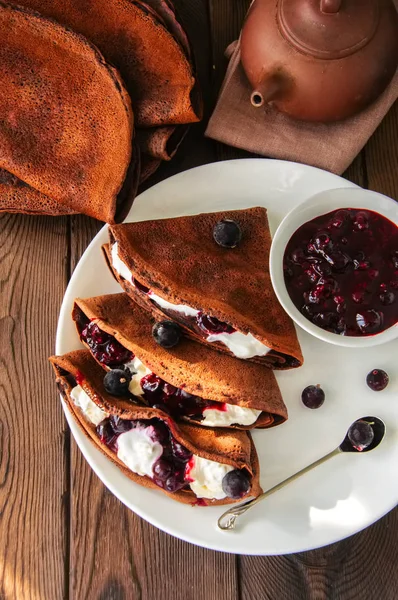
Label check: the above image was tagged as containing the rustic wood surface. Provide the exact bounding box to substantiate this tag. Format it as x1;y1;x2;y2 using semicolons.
0;1;397;598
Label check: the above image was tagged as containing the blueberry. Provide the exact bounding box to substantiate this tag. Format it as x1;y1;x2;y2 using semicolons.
329;209;349;229
104;368;132;396
152;321;181;349
347;420;374;451
171;438;192;461
366;369;389;392
353;211;369;231
196;313;234;334
313;232;332;251
301;385;325;409
153;458;173;481
96;418;118;449
164;473;186;492
356;310;383;334
213;219;242;248
148;420;170;444
109;415;134;434
222;470;251;499
380;292;395;305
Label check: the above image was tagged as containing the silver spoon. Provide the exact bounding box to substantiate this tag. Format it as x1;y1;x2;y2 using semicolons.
218;416;386;531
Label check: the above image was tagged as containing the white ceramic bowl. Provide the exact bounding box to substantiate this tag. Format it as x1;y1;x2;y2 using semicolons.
270;187;398;348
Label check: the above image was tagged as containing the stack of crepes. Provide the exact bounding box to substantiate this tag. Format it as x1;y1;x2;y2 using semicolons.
0;0;201;222
50;207;304;506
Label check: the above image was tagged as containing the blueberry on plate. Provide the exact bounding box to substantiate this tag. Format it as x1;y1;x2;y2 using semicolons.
301;384;325;409
222;469;251;499
213;219;242;249
152;321;181;348
366;369;389;392
104;368;132;396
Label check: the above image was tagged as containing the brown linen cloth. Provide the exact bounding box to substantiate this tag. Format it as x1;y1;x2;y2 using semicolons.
206;39;398;175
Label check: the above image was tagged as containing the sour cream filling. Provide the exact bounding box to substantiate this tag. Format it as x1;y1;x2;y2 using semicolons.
116;427;163;477
188;456;234;500
70;385;109;426
111;243;271;359
123;355;261;426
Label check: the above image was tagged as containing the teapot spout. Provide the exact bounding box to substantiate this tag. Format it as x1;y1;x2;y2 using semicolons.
250;74;285;108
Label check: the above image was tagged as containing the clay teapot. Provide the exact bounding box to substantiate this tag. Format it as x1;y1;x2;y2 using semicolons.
241;0;398;122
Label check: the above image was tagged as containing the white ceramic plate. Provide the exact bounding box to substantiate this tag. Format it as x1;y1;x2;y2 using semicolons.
56;159;398;555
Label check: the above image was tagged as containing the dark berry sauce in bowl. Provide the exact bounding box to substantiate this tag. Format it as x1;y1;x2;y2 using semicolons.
270;188;398;347
284;208;398;336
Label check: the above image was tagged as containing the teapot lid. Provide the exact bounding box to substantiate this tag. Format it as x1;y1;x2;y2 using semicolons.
278;0;380;59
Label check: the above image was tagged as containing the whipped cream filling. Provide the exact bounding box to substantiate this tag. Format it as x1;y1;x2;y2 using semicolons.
111;242;270;359
116;427;163;477
202;404;261;427
149;292;200;318
206;331;271;359
116;426;236;500
124;356;151;396
124;355;261;427
67;385;242;499
111;242;134;284
70;385;109;427
188;456;234;500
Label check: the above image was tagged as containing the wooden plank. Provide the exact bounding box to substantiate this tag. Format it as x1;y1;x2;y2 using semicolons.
240;508;398;600
0;213;68;599
364;101;398;199
68;3;237;599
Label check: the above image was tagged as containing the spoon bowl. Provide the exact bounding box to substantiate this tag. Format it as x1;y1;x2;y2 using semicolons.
218;416;386;531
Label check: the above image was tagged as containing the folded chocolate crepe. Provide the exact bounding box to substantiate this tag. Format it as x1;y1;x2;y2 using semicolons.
104;208;304;368
0;170;76;216
50;350;262;506
0;2;136;223
72;293;288;429
136;126;189;162
18;0;201;129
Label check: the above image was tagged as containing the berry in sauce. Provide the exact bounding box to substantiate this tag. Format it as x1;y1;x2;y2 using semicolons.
139;373;227;421
283;208;398;336
366;369;389;392
301;385;325;409
196;313;235;335
80;320;133;366
213;219;242;248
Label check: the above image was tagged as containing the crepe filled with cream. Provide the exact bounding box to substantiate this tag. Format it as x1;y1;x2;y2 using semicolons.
72;293;288;429
50;350;262;506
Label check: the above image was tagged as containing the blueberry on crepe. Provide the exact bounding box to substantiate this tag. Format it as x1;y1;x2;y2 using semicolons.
72;293;288;430
103;207;303;368
50;350;262;505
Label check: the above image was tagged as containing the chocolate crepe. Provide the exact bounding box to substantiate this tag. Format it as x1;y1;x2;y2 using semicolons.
105;208;303;368
18;0;201;129
0;2;135;222
0;170;76;216
72;293;288;429
50;350;262;505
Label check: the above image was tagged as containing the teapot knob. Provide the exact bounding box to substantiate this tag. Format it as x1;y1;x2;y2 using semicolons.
320;0;342;13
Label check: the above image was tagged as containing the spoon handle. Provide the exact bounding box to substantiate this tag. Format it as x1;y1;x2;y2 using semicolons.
218;447;341;531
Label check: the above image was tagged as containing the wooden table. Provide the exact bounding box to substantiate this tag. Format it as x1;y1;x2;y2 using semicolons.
1;2;397;598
